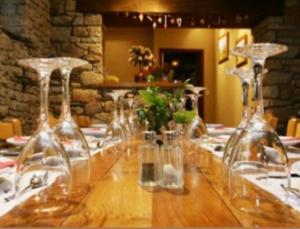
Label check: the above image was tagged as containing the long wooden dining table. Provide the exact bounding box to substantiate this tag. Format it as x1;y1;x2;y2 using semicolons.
1;138;300;227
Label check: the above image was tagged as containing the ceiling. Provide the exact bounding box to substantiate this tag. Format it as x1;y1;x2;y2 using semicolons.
76;0;284;28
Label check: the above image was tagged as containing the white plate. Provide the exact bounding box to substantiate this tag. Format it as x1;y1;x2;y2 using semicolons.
6;136;30;146
206;123;223;128
208;127;235;136
280;136;300;146
81;127;106;137
90;123;107;128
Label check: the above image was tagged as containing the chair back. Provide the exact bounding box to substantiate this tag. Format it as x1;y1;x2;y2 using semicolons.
48;113;58;128
0;121;15;140
295;122;300;138
9;118;23;135
286;117;300;137
264;112;278;130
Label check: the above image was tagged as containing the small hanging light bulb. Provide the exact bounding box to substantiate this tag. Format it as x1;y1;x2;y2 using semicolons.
153;21;157;29
176;17;182;27
139;13;144;22
190;17;195;27
133;14;137;20
157;17;163;24
200;18;205;26
164;15;168;29
147;15;153;22
170;18;175;25
125;12;129;17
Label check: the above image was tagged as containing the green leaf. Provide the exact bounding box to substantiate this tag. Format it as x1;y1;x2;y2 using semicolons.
173;110;196;123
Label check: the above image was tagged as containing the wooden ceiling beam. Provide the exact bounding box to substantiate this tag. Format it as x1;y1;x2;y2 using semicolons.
77;0;284;16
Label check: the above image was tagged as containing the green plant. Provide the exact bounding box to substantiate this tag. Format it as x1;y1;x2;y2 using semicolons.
138;79;195;133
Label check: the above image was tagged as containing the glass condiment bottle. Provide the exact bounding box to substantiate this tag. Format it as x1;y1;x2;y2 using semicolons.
138;131;160;190
161;130;184;189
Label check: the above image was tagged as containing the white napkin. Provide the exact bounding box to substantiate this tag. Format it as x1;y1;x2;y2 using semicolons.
0;171;60;217
244;174;300;212
199;144;224;158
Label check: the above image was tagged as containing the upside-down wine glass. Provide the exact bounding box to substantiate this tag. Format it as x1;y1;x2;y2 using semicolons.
118;89;132;153
102;91;126;154
185;85;208;143
127;95;137;136
228;43;289;214
221;68;252;191
54;57;91;199
16;58;72;215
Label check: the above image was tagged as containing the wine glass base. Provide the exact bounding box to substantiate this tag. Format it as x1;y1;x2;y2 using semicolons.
231;196;279;215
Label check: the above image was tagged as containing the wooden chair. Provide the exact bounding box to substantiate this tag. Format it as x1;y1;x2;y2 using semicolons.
0;121;15;140
295;122;300;138
264;111;278;130
286;117;300;137
48;113;58;128
8;118;23;135
73;114;91;128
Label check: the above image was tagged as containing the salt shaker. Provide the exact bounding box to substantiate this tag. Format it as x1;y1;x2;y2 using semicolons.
161;130;184;189
138;131;160;190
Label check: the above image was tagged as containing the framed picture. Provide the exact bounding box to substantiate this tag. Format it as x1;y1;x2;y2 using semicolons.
218;32;229;64
235;34;248;67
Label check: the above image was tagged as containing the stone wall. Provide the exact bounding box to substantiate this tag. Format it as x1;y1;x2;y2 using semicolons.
0;0;51;134
252;15;300;134
0;0;108;134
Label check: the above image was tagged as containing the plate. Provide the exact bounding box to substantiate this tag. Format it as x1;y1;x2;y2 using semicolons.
81;127;106;137
6;136;30;146
208;127;235;136
280;136;300;146
90;123;107;128
206;123;223;128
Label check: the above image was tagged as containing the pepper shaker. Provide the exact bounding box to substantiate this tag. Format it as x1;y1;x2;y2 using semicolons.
138;131;160;190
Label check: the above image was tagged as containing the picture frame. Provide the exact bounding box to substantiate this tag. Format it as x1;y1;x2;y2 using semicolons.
218;32;229;64
235;34;248;68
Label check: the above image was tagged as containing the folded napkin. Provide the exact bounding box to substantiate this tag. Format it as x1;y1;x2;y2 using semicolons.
0;161;15;170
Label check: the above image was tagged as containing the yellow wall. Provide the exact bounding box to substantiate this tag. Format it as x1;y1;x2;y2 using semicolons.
153;28;216;123
104;27;153;82
104;27;253;125
214;29;253;127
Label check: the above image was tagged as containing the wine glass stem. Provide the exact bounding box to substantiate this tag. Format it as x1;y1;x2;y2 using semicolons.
119;96;125;119
253;60;265;118
193;94;199;117
113;97;118;122
39;72;50;130
241;81;250;123
60;68;72;120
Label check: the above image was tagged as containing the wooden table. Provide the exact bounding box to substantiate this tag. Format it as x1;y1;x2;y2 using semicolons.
1;139;300;227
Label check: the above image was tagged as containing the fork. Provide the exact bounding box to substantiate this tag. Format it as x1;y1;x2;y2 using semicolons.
280;184;300;198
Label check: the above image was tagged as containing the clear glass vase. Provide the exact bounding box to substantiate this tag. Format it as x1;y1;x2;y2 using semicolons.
16;58;72;215
54;57;91;199
228;43;289;214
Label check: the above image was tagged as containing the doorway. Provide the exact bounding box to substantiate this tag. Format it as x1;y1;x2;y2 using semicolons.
159;49;204;118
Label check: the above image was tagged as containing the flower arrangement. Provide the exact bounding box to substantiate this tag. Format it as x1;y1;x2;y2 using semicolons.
128;45;154;68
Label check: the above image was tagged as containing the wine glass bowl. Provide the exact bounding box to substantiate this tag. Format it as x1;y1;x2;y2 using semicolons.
231;43;288;60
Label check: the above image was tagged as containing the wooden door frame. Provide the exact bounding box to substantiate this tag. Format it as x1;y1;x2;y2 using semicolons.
159;48;205;119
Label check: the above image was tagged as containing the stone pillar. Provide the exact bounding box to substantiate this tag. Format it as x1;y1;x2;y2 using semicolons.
50;0;109;124
252;2;300;134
